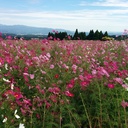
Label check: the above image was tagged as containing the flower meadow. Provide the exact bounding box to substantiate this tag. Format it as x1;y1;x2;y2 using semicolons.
0;33;128;128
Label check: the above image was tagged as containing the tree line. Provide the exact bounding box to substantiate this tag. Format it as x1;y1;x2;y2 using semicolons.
47;29;111;41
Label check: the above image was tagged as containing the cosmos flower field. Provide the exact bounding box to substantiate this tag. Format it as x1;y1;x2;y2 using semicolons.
0;34;128;128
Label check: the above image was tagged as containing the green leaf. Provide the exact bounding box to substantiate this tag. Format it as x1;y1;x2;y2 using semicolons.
62;123;76;128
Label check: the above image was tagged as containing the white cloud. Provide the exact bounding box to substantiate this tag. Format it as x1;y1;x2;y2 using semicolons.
79;0;128;7
0;8;128;32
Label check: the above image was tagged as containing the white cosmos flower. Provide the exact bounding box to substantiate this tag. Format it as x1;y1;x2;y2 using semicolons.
11;83;14;90
5;63;8;70
3;117;7;123
14;109;20;119
3;78;11;83
19;123;25;128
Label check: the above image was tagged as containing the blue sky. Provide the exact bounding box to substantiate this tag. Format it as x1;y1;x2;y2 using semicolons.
0;0;128;32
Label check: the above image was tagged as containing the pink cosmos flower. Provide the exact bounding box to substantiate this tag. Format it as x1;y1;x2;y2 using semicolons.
65;90;74;97
125;47;128;52
52;30;56;33
70;79;75;85
20;108;26;115
5;56;12;64
6;35;12;40
72;64;78;73
62;64;69;70
44;101;51;109
72;64;77;71
122;84;128;91
29;74;34;79
4;90;23;100
92;70;97;75
48;87;60;95
13;92;23;100
40;70;46;74
80;81;89;87
86;74;93;80
50;64;54;69
113;78;123;84
108;83;115;89
67;35;71;40
36;85;41;90
100;67;110;77
46;53;51;58
78;67;83;72
3;90;13;98
67;83;74;89
23;73;29;82
23;99;31;105
50;95;57;103
23;73;29;76
48;36;53;40
123;29;128;35
121;100;128;108
79;75;84;81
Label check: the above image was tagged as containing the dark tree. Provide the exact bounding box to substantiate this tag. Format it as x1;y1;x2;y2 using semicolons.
87;30;94;40
104;31;108;37
60;32;68;40
99;31;104;40
73;29;79;40
79;32;86;40
94;30;99;40
47;31;68;40
47;32;55;40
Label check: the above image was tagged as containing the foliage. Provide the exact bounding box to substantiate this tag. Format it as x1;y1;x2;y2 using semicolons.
87;30;110;40
102;36;114;41
0;33;128;127
47;31;71;40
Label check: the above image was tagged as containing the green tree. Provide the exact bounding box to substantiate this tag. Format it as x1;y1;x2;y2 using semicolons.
87;30;94;40
79;32;86;40
47;32;54;40
94;30;99;40
104;31;108;37
73;29;79;40
99;31;104;40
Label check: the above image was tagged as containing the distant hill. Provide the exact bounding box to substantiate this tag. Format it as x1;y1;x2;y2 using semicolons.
0;24;122;36
0;24;74;35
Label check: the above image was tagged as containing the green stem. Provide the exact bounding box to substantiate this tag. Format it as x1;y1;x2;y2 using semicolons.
42;94;46;128
124;108;127;128
80;93;92;128
64;97;81;128
30;99;34;128
59;95;62;128
68;110;72;124
98;83;102;127
30;113;33;128
115;89;121;127
66;107;81;128
0;85;10;95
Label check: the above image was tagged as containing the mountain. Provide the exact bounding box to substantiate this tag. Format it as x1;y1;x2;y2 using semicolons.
0;24;122;36
0;24;74;35
108;32;123;36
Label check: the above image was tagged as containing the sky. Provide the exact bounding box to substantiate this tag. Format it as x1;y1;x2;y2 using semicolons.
0;0;128;32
